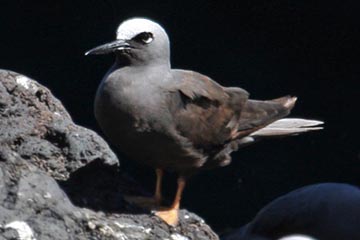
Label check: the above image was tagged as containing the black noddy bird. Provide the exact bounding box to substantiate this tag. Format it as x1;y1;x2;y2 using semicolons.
86;18;323;226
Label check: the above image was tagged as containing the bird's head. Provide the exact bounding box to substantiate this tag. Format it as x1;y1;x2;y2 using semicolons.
85;18;170;66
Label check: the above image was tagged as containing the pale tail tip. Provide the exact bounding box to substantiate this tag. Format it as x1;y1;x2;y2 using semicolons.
300;119;324;127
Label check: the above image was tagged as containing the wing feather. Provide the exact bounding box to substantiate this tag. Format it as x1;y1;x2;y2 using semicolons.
167;70;248;148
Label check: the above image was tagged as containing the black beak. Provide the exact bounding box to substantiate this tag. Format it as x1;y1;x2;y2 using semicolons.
85;39;132;56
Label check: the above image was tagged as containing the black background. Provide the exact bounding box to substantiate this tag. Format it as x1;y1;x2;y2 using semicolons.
1;0;359;235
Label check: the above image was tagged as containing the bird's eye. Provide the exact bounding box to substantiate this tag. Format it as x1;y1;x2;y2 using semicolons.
133;32;154;44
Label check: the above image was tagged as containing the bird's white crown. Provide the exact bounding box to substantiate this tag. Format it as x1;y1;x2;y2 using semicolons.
116;18;167;40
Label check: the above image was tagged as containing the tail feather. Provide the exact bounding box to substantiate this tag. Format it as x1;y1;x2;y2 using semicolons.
250;118;324;137
237;96;297;133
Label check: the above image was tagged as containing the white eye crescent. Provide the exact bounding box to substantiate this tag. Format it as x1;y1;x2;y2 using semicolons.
133;32;154;44
143;36;153;44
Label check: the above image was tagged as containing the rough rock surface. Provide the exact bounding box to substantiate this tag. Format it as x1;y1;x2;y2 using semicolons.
0;70;219;240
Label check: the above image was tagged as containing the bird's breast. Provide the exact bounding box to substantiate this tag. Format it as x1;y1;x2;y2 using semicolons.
95;72;170;136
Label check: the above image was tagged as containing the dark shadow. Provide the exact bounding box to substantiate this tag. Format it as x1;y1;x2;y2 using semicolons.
58;159;152;214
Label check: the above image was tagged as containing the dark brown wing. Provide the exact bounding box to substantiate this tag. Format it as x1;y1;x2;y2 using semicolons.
167;70;249;149
165;70;297;169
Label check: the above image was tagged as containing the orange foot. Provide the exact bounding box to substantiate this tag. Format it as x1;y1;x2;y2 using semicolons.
154;208;179;226
124;195;161;209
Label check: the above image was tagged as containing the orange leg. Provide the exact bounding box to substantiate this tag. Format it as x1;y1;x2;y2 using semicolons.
155;176;186;226
154;168;163;204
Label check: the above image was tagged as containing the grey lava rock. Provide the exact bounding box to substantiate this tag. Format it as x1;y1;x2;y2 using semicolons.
0;69;219;240
0;70;118;180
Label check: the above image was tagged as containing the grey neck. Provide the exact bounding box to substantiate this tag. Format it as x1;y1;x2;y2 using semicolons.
116;55;171;69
